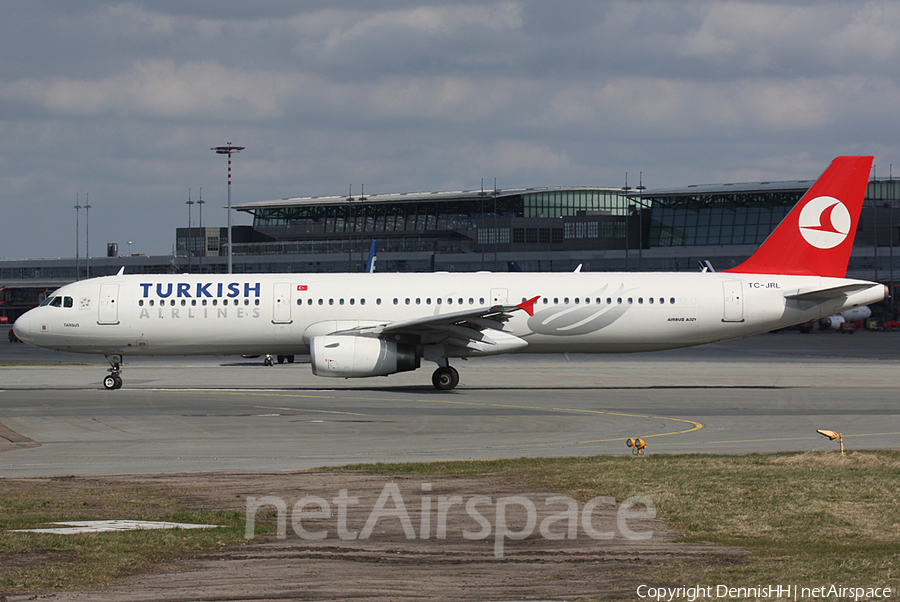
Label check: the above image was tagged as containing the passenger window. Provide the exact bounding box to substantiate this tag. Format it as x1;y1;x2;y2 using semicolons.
171;299;176;306
360;299;366;306
458;298;463;305
447;298;453;305
649;298;654;304
339;299;344;305
139;300;144;307
212;299;218;306
607;298;612;304
480;298;485;304
628;298;633;304
255;299;260;306
192;300;198;306
670;298;676;304
393;298;398;305
542;298;548;304
616;298;622;304
405;298;410;305
181;299;186;306
376;298;382;305
427;298;432;304
553;298;559;304
469;298;474;305
329;299;334;305
318;299;323;305
437;298;442;304
564;297;569;304
416;298;421;305
307;299;312;305
296;299;302;305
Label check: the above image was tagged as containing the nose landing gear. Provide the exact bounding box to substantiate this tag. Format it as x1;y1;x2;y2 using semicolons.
103;354;124;390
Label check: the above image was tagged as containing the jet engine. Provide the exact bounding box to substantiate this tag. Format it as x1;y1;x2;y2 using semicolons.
310;335;419;378
817;315;845;330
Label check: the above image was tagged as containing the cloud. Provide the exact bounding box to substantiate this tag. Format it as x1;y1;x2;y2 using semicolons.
2;0;900;259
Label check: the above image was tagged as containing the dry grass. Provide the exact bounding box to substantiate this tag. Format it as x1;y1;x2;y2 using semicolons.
350;451;900;588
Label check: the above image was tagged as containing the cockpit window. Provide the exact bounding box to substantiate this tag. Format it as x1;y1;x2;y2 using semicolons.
42;295;74;308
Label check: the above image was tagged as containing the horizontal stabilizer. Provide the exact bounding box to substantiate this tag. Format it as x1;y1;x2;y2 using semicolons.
784;283;878;302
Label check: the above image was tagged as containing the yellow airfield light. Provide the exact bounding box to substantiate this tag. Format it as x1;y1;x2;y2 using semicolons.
816;429;845;456
626;437;647;457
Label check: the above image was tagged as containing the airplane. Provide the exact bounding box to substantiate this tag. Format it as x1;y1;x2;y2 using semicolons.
14;156;887;391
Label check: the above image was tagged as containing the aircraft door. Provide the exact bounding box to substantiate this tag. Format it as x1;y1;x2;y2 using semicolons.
272;282;293;324
491;288;508;306
722;280;744;322
98;284;119;325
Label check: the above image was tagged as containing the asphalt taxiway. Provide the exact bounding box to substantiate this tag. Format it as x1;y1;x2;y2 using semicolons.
1;331;898;476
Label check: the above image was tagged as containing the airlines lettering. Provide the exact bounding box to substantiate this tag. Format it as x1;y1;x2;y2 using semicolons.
139;282;261;298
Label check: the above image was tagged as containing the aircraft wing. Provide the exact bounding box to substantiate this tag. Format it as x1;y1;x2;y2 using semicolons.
330;296;540;352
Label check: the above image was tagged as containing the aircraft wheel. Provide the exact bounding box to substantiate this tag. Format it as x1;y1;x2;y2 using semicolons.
113;375;123;389
286;355;295;363
103;375;118;390
432;366;460;391
277;355;286;364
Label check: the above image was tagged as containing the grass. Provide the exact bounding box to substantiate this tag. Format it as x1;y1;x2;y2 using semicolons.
0;482;273;593
1;451;898;594
343;451;900;588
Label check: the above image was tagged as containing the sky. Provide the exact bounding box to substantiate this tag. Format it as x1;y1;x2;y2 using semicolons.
3;0;900;259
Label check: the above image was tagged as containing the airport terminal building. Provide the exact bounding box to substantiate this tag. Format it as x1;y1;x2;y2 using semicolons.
2;177;899;321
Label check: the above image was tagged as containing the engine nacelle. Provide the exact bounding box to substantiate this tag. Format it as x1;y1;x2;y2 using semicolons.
818;315;845;330
310;335;419;378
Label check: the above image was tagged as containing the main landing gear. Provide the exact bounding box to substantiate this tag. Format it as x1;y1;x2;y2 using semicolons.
431;365;460;391
103;354;124;390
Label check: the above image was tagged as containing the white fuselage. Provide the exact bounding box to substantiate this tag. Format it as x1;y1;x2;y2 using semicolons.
13;271;886;357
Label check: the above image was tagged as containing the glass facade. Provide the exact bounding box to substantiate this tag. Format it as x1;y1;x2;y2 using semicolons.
244;188;628;241
645;189;803;247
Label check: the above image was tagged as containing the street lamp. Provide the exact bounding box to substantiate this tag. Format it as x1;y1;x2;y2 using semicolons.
74;194;82;281
197;188;205;272
210;143;245;274
186;188;194;274
84;193;91;279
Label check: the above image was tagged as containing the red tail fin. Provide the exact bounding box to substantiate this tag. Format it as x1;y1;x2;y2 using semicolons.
725;156;873;277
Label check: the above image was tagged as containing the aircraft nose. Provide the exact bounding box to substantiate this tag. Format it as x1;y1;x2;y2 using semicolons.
12;310;37;344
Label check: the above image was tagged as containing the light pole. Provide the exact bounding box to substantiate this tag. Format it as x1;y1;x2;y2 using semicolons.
197;188;205;272
211;143;245;274
186;188;194;274
84;193;91;279
128;241;132;257
74;194;81;281
622;174;632;271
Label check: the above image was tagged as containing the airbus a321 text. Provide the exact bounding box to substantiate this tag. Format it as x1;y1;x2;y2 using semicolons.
14;156;887;390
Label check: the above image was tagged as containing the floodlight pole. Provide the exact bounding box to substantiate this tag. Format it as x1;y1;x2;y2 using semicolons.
186;188;194;274
211;144;245;274
84;193;91;279
197;188;205;272
74;194;82;281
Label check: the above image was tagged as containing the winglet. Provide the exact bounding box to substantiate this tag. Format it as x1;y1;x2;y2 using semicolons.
516;296;540;317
